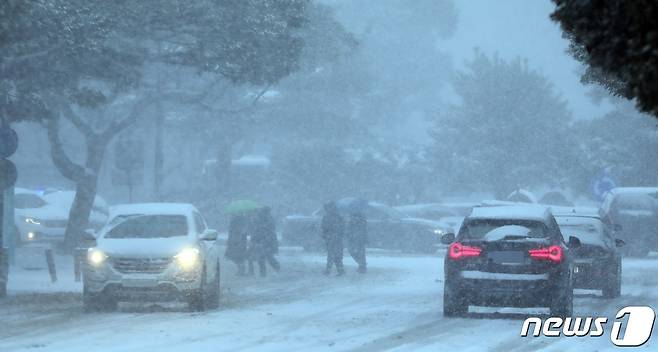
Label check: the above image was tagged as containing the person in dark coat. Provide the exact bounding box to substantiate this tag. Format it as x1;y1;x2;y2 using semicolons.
347;211;368;273
248;206;280;277
225;213;249;276
321;202;345;276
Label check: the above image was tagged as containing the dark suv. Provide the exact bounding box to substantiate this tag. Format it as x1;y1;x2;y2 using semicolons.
441;205;580;317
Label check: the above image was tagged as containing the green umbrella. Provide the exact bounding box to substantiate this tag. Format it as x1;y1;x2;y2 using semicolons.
225;199;261;215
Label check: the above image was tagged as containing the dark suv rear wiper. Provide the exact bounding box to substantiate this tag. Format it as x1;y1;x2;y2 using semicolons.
496;235;533;241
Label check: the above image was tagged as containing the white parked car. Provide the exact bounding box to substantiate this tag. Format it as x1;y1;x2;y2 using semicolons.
599;187;658;256
83;203;221;312
13;188;109;246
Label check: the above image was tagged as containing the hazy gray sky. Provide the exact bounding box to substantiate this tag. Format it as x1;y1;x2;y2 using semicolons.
443;0;610;119
327;0;611;121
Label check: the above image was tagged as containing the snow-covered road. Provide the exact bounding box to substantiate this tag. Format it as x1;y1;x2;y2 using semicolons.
1;248;656;351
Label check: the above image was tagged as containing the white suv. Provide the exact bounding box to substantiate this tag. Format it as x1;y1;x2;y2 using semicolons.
83;203;220;312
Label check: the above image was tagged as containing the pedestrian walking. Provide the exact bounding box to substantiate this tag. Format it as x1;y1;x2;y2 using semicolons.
347;211;367;273
321;202;345;276
225;213;249;276
248;206;280;277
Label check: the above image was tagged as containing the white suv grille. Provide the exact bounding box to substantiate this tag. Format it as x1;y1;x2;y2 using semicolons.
112;258;173;274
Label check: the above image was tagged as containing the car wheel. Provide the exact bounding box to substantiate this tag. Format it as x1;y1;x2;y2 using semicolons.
602;259;622;298
633;246;650;257
83;286;117;313
623;243;649;257
206;263;221;310
550;285;573;318
443;282;467;317
188;268;207;312
418;241;437;254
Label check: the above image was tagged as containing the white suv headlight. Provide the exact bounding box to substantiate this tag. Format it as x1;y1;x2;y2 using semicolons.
87;249;108;266
175;248;200;270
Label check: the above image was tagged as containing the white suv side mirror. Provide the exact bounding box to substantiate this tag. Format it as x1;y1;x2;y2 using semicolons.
200;229;218;241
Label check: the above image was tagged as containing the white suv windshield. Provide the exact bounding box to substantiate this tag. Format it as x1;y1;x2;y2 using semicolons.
105;215;188;239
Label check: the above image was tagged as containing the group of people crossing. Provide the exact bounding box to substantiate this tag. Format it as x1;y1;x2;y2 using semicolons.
321;201;368;275
225;201;368;277
225;207;280;277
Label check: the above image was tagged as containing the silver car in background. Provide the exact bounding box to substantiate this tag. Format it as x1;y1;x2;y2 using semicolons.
14;188;108;246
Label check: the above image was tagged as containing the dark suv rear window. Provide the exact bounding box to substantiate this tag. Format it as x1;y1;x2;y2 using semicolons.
460;219;548;240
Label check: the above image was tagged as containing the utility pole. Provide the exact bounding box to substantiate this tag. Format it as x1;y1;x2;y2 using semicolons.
153;44;165;201
154;103;164;201
0;123;18;297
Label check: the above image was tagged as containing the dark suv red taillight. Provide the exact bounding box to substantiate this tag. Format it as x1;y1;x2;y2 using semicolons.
528;245;563;263
448;242;482;260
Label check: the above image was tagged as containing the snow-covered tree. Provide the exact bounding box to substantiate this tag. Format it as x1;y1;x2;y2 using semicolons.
1;0;143;248
429;52;578;196
262;0;459;208
1;0;311;248
573;100;658;191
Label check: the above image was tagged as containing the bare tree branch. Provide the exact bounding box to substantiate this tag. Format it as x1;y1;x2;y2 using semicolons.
61;104;96;138
99;93;155;141
149;77;228;106
46;117;86;182
0;44;64;69
250;84;272;105
197;84;272;115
